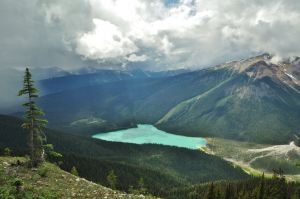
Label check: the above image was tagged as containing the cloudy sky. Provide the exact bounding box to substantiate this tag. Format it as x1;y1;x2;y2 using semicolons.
1;0;300;71
0;0;300;109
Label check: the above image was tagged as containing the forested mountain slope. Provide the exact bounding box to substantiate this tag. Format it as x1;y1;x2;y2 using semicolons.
0;114;249;197
34;55;300;144
157;55;300;144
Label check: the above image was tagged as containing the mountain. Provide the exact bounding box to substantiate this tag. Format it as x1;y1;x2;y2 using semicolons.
0;66;72;113
0;66;187;113
0;114;249;197
37;68;189;95
32;55;300;144
36;68;233;134
157;54;300;144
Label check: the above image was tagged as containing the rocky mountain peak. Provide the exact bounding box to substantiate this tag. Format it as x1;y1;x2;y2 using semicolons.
217;54;300;87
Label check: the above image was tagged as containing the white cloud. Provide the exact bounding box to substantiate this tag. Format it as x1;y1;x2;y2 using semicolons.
76;19;138;60
127;54;148;62
67;0;300;68
2;0;300;70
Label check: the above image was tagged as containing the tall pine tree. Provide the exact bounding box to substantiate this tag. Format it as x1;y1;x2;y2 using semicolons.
224;184;232;199
207;182;215;199
257;173;265;199
18;68;48;167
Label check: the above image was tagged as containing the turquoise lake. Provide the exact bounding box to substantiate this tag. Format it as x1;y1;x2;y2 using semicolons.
92;124;206;149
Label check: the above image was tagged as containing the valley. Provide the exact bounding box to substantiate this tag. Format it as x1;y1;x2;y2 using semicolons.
2;54;300;198
34;54;300;145
11;55;300;178
0;114;250;198
205;138;300;180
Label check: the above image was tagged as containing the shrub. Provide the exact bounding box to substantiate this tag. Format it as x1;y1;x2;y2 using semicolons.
0;187;12;199
37;188;59;199
37;165;50;178
12;178;24;195
43;144;62;159
70;166;79;176
12;178;23;187
107;170;117;189
3;148;12;156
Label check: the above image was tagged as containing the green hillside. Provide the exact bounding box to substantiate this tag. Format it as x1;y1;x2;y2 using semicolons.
0;156;155;199
157;75;300;144
0;114;249;197
35;69;234;134
2;156;299;199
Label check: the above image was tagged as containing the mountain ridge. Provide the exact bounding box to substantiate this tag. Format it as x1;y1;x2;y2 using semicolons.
156;55;300;143
11;54;300;144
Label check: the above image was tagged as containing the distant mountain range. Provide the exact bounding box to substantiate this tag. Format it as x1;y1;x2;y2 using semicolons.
12;55;300;144
37;68;189;95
